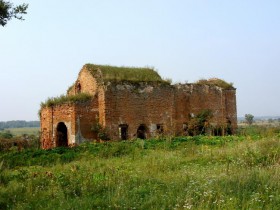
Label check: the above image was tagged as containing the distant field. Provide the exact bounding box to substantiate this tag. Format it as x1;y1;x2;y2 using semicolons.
3;127;40;136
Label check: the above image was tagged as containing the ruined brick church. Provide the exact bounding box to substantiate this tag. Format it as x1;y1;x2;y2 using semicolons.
40;64;237;149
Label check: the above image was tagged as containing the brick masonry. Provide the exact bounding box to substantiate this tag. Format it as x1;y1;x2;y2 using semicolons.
40;65;237;149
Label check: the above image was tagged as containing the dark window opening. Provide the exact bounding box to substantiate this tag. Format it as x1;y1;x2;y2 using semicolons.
213;127;222;136
76;83;81;93
156;124;164;134
119;124;128;140
225;118;232;135
137;124;147;139
56;122;68;147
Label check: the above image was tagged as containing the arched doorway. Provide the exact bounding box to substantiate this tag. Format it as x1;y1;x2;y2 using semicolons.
137;124;147;139
56;122;68;147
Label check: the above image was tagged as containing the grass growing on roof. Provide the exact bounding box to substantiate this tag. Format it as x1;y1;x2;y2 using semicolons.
40;93;92;108
196;78;234;89
85;64;169;83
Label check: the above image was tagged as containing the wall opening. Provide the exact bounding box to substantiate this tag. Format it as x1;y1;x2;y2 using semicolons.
213;127;222;136
225;118;232;135
137;124;147;139
119;124;128;140
76;82;81;93
183;123;188;135
56;122;68;147
156;124;164;134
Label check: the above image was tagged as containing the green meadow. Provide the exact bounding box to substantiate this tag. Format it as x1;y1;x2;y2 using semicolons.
1;134;280;209
2;127;40;136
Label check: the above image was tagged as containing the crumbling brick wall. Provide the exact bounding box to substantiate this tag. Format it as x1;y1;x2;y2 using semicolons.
41;65;237;148
174;84;237;135
68;67;98;96
40;98;99;149
103;82;175;140
40;104;76;149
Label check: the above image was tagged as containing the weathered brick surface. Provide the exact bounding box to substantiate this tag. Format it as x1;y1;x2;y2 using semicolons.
68;67;97;96
41;65;237;149
41;104;75;149
104;82;174;139
41;98;99;149
174;84;237;135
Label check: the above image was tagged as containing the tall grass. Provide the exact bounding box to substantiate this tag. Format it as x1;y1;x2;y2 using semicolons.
196;78;234;89
40;93;92;109
1;135;280;209
38;93;92;117
85;64;169;83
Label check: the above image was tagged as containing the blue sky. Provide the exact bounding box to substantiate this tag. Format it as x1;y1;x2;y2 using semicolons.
1;0;280;120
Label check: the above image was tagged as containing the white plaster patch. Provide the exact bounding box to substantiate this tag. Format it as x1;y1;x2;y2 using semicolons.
150;124;157;132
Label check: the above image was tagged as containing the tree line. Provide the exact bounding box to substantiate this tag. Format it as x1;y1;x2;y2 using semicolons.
0;121;40;130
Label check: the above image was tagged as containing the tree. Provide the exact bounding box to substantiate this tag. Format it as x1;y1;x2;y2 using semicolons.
245;114;254;125
0;0;28;26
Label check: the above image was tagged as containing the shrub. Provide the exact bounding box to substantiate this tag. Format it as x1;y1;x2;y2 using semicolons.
187;109;213;136
196;78;234;89
0;131;13;139
91;121;110;141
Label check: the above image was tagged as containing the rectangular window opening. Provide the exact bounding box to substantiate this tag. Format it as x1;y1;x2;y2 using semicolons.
119;124;128;140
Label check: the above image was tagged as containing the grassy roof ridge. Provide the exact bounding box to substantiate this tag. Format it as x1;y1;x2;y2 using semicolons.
40;93;92;109
84;63;166;83
195;78;234;89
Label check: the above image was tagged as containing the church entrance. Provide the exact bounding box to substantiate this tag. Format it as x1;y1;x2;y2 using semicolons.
56;122;68;147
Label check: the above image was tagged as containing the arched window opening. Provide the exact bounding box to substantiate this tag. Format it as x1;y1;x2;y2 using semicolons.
76;83;81;93
137;124;147;139
156;124;164;134
56;122;68;147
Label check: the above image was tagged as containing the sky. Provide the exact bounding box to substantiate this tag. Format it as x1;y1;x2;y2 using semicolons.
1;0;280;121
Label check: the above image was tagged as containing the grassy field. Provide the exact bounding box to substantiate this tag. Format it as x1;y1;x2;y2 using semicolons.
2;127;40;136
1;135;280;209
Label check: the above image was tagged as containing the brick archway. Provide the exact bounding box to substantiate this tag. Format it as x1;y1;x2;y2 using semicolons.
56;122;68;147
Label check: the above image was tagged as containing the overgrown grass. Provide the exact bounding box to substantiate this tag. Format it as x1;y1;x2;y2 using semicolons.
196;78;234;89
0;135;40;152
39;93;92;113
85;64;169;83
238;124;280;138
1;134;280;209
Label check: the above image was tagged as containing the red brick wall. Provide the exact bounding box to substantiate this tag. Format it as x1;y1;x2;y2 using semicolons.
174;84;237;135
40;97;99;149
68;67;98;96
103;82;175;139
74;96;99;143
102;82;237;139
40;104;75;149
41;73;237;147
